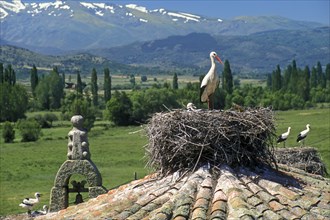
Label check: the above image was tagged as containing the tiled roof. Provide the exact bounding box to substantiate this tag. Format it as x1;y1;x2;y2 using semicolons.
39;164;330;220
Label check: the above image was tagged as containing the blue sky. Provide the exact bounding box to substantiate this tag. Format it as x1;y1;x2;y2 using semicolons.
109;0;329;25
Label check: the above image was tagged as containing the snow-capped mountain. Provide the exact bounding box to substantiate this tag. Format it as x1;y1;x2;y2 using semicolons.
0;0;324;55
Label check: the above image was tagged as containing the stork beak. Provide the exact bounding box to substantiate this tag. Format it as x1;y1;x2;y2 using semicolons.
215;55;223;65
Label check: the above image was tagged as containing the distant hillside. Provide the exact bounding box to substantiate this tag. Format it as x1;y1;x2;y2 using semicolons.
89;28;330;74
1;26;329;77
0;45;164;78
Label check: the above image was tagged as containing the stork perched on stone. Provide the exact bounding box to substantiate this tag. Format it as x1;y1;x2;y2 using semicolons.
297;124;311;147
277;127;291;148
200;51;223;110
19;192;41;216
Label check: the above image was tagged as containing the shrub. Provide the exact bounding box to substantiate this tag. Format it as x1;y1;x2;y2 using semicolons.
33;114;51;128
44;113;58;127
17;119;41;142
2;121;15;143
141;75;147;82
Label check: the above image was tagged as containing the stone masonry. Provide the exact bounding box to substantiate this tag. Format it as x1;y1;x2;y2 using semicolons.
49;115;107;212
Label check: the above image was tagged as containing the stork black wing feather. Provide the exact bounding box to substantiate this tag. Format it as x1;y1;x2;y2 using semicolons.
200;85;207;103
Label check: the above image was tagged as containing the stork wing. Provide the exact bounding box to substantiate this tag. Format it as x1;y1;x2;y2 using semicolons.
200;85;207;103
22;198;34;206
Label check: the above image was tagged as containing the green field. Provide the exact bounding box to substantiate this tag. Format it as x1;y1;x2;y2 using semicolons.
0;108;329;216
0;124;149;216
275;108;330;167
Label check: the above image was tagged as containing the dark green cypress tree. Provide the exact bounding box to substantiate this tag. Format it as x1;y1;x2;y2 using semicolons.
172;72;178;89
0;63;3;84
76;71;83;94
326;63;330;88
4;64;12;84
30;65;38;96
91;68;98;106
104;67;111;103
12;69;16;85
316;61;326;88
62;72;65;88
223;60;233;94
53;66;59;75
266;73;272;89
289;60;298;94
311;67;317;88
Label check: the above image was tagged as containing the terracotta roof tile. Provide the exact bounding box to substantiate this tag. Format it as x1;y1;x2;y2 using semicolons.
38;164;330;220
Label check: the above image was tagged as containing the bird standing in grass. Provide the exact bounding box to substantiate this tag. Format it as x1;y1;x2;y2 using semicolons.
297;124;311;147
19;192;41;216
200;51;223;110
277;127;291;148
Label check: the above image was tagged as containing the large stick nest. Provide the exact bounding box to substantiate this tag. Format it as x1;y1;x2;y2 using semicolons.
145;107;277;175
275;147;328;176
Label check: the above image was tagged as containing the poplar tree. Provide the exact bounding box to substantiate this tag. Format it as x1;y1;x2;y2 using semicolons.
311;67;317;88
283;64;292;91
4;64;15;85
50;70;64;109
272;65;282;92
30;65;38;96
172;72;178;89
289;60;298;93
91;68;98;106
104;67;111;103
300;66;310;101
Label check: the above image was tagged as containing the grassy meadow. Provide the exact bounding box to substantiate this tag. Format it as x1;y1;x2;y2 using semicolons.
0;123;149;216
274;108;330;171
0;108;329;216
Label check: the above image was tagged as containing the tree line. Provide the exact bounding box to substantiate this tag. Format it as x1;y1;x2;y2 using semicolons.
1;60;329;140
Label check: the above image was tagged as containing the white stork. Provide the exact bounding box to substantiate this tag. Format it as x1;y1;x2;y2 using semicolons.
19;192;41;216
200;51;223;109
31;205;48;216
277;127;291;147
296;124;311;147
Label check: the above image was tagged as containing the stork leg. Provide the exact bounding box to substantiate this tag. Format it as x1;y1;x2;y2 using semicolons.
208;94;214;110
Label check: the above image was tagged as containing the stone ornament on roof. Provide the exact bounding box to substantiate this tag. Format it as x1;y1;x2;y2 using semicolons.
67;115;90;160
49;115;107;212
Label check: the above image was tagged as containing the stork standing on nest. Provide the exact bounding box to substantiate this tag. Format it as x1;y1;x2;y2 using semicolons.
277;127;291;148
19;192;41;216
200;51;223;110
297;124;311;147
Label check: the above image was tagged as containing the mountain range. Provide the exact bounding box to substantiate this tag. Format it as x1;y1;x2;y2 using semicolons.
0;0;329;75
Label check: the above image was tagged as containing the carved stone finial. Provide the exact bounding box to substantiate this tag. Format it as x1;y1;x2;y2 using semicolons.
49;115;107;212
67;115;90;160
